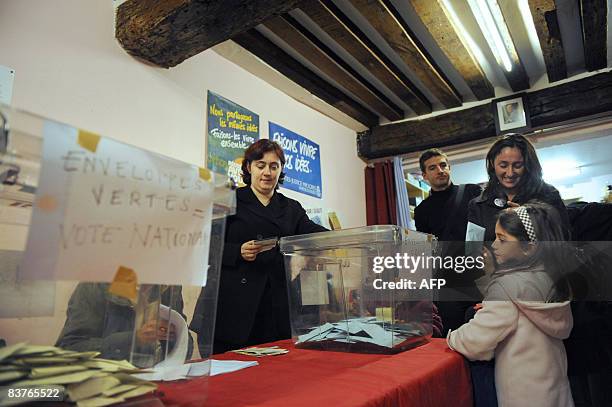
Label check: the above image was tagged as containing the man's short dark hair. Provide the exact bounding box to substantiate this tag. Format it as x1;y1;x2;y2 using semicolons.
419;148;448;172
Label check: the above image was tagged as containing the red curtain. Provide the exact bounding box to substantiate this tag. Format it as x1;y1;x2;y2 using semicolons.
365;161;397;225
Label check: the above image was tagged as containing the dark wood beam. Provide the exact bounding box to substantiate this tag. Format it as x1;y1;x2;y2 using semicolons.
358;71;612;159
263;15;403;121
233;30;378;127
300;0;432;115
579;0;608;71
358;104;494;159
528;0;567;82
350;0;462;108
410;0;494;100
115;0;304;68
527;71;612;128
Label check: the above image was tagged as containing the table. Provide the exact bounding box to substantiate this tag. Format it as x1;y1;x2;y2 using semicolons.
157;338;472;407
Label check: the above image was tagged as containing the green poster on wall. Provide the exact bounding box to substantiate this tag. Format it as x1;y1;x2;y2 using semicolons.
206;91;259;181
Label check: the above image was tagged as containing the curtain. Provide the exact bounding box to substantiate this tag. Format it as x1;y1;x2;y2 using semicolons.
393;156;415;230
365;161;397;225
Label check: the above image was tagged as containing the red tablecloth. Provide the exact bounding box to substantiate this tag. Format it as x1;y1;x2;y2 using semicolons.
157;338;472;407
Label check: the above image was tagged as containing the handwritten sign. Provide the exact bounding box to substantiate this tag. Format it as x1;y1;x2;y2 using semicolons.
21;121;215;286
269;122;322;199
207;91;259;181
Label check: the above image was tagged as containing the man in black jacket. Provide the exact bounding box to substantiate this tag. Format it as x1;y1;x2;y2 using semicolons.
414;148;482;333
414;149;482;242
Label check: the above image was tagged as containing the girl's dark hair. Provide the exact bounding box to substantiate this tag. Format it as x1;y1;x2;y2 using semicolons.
497;201;571;300
241;139;286;189
483;133;544;200
497;201;566;243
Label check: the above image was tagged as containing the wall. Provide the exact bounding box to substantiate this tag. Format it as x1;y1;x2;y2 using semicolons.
447;131;612;204
557;175;611;203
0;0;366;351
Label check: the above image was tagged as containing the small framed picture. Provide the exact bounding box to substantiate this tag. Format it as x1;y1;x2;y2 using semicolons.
493;94;530;134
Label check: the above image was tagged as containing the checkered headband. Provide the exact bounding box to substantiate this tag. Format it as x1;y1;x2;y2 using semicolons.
514;206;537;242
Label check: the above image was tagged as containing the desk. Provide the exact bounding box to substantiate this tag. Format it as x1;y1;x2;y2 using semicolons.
157;338;472;407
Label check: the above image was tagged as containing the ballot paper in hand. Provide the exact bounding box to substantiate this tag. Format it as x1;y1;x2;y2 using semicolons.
156;304;189;368
465;222;486;258
132;304;190;381
466;222;485;241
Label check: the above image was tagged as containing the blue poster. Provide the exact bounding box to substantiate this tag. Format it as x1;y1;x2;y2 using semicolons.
269;122;322;199
207;91;259;180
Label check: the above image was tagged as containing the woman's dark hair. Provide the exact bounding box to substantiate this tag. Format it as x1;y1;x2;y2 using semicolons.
483;133;544;200
497;201;571;300
241;139;286;189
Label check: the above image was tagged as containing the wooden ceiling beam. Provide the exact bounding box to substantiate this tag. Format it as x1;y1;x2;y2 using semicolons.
410;0;494;100
358;71;612;159
115;0;305;68
579;0;608;71
349;0;462;108
299;0;432;115
233;30;379;127
263;15;404;121
528;0;568;82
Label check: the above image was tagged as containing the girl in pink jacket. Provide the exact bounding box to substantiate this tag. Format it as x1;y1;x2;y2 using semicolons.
448;202;574;406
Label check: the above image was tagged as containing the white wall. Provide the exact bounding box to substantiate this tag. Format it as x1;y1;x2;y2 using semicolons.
0;0;366;349
557;175;611;203
0;0;365;227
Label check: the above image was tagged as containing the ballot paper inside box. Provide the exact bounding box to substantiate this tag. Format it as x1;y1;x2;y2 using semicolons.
280;225;435;354
0;105;236;403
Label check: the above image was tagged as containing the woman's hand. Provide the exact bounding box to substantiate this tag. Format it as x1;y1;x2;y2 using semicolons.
241;240;262;261
482;246;496;274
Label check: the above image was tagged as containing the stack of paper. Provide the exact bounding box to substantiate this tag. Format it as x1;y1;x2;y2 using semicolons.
132;359;259;381
0;343;156;407
296;317;426;349
231;346;289;357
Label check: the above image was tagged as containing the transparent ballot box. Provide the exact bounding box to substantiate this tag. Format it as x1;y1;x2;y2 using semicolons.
280;225;435;354
0;105;235;403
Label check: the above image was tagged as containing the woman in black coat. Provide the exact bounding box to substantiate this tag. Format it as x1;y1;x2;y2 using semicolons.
213;139;326;353
465;133;570;407
468;133;569;241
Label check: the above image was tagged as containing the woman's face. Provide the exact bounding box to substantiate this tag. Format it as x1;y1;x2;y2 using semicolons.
248;151;282;195
492;221;526;265
493;147;525;192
